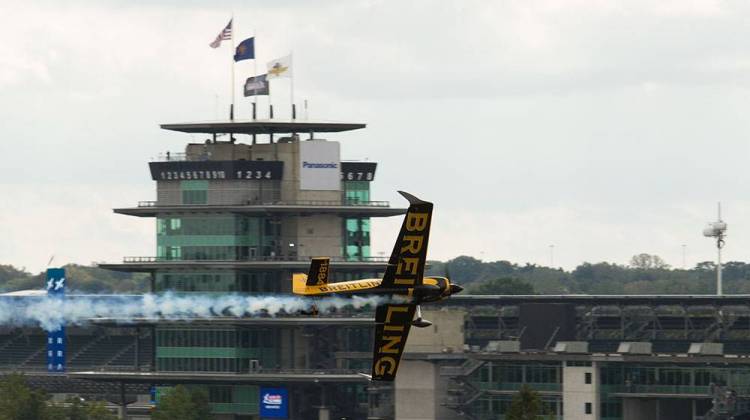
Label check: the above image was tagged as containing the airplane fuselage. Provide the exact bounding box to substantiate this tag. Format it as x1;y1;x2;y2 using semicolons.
292;275;460;304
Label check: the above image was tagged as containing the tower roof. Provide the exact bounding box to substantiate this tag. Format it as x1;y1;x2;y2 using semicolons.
160;119;366;135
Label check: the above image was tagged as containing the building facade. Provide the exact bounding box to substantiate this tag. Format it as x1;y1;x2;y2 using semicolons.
100;120;405;419
432;296;750;420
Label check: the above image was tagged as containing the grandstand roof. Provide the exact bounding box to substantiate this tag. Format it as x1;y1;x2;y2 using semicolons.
443;294;750;306
0;289;46;297
70;370;370;384
90;317;375;327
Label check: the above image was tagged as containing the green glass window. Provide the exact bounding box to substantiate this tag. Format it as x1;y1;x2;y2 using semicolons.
155;271;280;293
344;217;371;261
601;400;622;418
209;386;233;403
181;180;208;204
157;219;166;235
156;215;281;260
343;181;370;204
494;364;523;383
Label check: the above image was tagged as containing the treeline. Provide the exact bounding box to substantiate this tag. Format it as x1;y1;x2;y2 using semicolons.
0;373;208;420
0;253;744;295
427;254;750;295
0;373;116;420
0;264;149;293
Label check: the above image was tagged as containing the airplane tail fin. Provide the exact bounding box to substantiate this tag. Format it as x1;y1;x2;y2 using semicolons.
293;257;331;295
306;257;330;286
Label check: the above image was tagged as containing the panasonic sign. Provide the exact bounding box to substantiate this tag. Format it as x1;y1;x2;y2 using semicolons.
302;161;338;169
299;140;341;190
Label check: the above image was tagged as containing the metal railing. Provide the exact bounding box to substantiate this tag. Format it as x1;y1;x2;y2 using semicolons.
154;152;188;162
122;255;389;263
0;364;151;373
605;383;750;396
135;199;390;208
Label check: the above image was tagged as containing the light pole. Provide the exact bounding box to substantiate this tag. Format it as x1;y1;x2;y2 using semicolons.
549;245;555;268
682;244;686;270
702;203;727;296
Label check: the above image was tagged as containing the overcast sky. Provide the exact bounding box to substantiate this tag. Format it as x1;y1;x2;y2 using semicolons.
2;0;750;273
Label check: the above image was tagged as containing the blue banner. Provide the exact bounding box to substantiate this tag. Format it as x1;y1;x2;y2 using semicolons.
259;387;288;419
46;268;66;373
234;37;255;62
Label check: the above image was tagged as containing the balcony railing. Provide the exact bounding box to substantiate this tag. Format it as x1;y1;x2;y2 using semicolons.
154;152;188;162
136;199;390;208
0;364;151;373
122;256;389;263
604;384;750;397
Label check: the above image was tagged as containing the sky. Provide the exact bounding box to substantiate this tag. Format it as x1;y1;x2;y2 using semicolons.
2;0;750;273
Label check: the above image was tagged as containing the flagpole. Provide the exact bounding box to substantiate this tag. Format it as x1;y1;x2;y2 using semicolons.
290;52;295;120
230;15;236;121
253;30;258;106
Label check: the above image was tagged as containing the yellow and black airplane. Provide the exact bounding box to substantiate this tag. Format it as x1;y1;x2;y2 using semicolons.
292;191;463;381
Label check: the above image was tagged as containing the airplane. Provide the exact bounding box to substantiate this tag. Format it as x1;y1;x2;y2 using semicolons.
292;191;464;381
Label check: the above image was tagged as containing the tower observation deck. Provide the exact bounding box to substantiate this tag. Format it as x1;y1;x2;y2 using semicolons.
101;118;405;278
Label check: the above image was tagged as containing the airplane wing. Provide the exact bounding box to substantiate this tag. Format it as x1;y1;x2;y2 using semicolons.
371;303;416;381
380;191;433;289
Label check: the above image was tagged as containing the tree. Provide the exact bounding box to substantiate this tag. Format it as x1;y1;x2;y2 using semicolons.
187;388;211;420
629;253;670;270
469;278;534;295
505;384;547;420
0;373;50;420
151;385;211;420
444;256;485;284
59;398;116;420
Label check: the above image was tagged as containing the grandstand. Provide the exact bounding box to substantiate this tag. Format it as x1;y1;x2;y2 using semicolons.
0;326;151;371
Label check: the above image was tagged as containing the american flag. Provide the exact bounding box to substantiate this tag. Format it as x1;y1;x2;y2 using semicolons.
209;19;232;48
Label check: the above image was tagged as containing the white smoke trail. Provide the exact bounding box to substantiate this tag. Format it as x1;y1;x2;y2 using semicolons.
0;293;394;331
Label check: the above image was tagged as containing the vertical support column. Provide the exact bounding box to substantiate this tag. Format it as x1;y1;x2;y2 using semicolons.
151;325;157;372
318;384;330;420
120;382;126;420
357;217;364;260
134;327;140;370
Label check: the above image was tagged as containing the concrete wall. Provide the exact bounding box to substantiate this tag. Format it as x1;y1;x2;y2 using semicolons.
562;361;599;420
182;140;351;203
623;399;657;420
395;361;460;420
295;215;342;258
394;310;464;420
186;142;252;161
659;400;692;420
622;399;694;420
404;309;465;354
250;139;343;203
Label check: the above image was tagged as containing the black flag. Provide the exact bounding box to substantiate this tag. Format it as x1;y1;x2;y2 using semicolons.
244;74;269;96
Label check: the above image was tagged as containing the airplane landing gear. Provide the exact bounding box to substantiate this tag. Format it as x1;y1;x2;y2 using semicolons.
411;304;433;328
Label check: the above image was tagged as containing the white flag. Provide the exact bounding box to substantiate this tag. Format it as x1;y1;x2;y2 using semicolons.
266;55;292;79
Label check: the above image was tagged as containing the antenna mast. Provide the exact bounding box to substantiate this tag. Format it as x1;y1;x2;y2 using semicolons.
703;202;727;296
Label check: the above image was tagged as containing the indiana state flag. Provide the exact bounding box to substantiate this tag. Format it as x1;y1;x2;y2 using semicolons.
234;37;255;62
